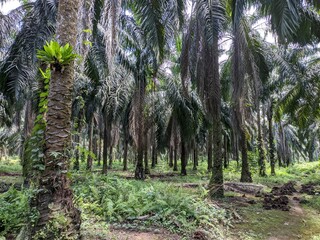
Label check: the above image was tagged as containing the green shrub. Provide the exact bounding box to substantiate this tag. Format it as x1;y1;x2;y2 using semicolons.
0;187;36;237
73;174;227;238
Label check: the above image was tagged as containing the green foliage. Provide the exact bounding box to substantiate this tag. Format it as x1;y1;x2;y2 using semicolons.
22;68;50;177
73;175;227;238
36;41;78;69
0;187;36;237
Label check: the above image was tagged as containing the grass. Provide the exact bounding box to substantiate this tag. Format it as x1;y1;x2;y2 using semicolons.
0;157;22;174
1;155;320;239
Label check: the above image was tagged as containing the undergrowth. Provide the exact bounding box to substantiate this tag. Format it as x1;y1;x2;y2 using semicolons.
73;174;228;239
0;187;35;237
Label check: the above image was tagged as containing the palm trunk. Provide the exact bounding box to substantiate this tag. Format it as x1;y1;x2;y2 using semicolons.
173;127;178;172
257;103;267;177
86;117;93;171
223;134;228;169
134;78;145;180
97;131;102;166
73;123;80;171
240;130;252;182
207;129;213;171
108;145;113;169
169;146;173;168
151;145;157;168
193;140;198;171
31;0;81;237
144;145;150;174
180;135;187;176
102;119;109;174
268;101;275;175
208;34;223;198
123;140;128;171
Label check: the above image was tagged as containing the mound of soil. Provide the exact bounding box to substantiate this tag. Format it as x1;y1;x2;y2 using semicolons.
263;195;290;211
300;183;316;195
271;182;297;196
193;229;211;240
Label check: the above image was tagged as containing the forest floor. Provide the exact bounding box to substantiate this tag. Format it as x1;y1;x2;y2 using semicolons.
1;158;320;240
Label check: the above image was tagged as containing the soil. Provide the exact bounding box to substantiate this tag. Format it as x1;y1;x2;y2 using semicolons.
106;228;181;240
0;172;21;176
300;183;316;195
271;181;297;196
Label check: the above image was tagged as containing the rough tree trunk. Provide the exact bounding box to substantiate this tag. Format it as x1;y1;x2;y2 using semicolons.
87;117;94;171
102;119;109;174
268;101;275;175
31;0;81;237
123;140;128;171
169;146;173;168
180;136;187;176
208;35;224;198
134;79;145;180
257;103;267;177
240;130;252;182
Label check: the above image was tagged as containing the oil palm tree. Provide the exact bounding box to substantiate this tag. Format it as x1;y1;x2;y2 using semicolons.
31;0;82;238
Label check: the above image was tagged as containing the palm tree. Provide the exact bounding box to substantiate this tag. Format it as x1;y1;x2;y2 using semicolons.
31;0;82;238
180;0;225;197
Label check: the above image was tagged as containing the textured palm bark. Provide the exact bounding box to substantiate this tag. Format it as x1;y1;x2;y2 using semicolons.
123;140;128;171
173;124;178;172
87;117;93;171
144;145;150;174
257;104;267;177
231;27;252;183
134;80;145;180
223;135;229;169
240;130;252;182
97;130;102;166
193;140;198;171
208;35;224;198
180;136;187;176
102;120;110;174
151;145;157;168
169;146;173;168
31;0;81;237
207;130;213;171
108;145;113;169
268;101;276;175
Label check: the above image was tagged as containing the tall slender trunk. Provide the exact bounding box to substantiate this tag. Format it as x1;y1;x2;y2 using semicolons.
209;34;224;198
207;129;213;171
180;136;187;176
223;134;228;169
87;118;93;171
257;103;267;177
232;25;252;183
108;145;113;169
73;128;80;171
268;101;275;175
134;78;145;180
169;146;173;168
102;119;109;174
240;130;252;182
193;140;198;170
97;131;102;166
144;144;150;174
151;145;157;169
123;140;128;171
31;0;81;237
173;125;178;171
